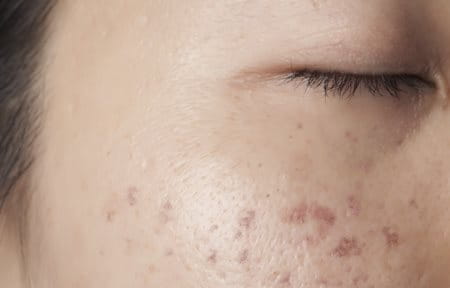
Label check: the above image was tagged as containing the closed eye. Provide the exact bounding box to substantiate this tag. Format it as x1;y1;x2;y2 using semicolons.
282;70;435;99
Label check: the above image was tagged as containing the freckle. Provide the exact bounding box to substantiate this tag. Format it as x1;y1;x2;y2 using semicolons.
234;230;243;240
311;204;336;226
239;210;256;230
332;237;362;257
207;250;217;264
106;210;116;222
382;227;400;248
347;195;361;217
238;249;249;263
209;224;219;232
282;202;308;224
127;186;138;206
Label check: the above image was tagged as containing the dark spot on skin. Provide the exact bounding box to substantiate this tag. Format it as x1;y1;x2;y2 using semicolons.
347;195;361;217
239;210;256;230
297;123;303;130
409;198;419;209
345;131;359;143
165;248;174;257
382;227;399;248
279;272;291;286
163;201;173;210
332;237;362;257
282;202;308;224
258;163;263;168
311;204;336;226
353;273;369;285
106;210;116;222
266;194;271;198
209;224;219;232
207;250;217;264
127;186;138;206
234;230;243;240
238;249;249;263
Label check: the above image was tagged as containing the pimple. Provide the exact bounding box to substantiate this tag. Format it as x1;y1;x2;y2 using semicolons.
382;227;400;248
332;237;362;257
282;202;308;224
239;210;256;230
207;250;217;264
311;204;336;226
127;186;138;206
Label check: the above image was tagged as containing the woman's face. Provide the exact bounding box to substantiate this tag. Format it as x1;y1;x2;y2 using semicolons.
27;0;450;287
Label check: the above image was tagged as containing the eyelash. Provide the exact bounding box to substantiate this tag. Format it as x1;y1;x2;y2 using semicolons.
283;70;434;98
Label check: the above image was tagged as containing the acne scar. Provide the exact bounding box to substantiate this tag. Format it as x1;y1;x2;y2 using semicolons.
332;237;362;257
279;272;291;286
165;248;174;257
127;186;138;206
282;202;308;224
347;195;361;217
234;230;243;240
238;249;249;263
353;273;369;285
209;224;219;232
382;227;399;247
345;131;359;143
207;250;217;264
163;201;173;210
311;204;336;226
106;210;117;222
239;210;256;230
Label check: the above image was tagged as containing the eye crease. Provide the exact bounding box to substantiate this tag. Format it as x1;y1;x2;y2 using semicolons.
283;69;436;99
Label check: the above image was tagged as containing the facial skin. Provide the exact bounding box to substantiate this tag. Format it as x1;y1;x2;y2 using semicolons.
1;0;450;287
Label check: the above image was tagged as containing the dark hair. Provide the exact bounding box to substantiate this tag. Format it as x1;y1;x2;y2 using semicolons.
0;1;54;209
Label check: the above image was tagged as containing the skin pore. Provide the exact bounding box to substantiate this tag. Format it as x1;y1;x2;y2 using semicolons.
1;0;450;287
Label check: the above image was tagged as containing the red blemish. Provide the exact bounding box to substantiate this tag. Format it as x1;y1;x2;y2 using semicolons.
360;158;374;174
282;202;308;224
382;227;399;247
207;250;217;264
106;210;116;222
127;186;138;206
347;195;361;216
332;237;362;257
353;273;369;285
234;230;243;240
238;249;249;263
209;224;219;232
311;204;336;226
239;210;256;230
